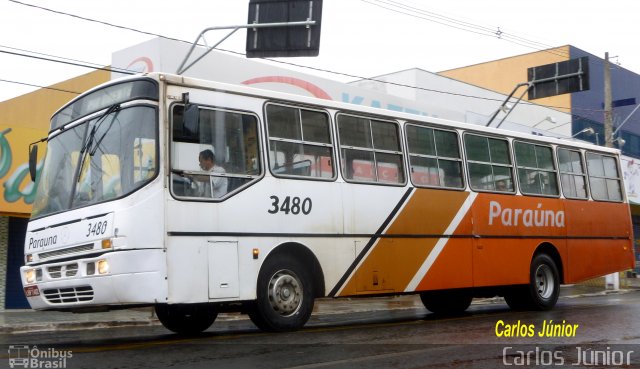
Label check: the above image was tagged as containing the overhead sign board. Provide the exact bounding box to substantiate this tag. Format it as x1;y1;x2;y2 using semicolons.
527;57;590;100
246;0;323;58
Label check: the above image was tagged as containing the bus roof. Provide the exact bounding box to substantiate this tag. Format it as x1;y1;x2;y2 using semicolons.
58;72;621;156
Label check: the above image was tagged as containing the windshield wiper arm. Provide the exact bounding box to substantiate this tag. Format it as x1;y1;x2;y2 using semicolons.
78;104;120;155
89;104;121;156
75;104;120;184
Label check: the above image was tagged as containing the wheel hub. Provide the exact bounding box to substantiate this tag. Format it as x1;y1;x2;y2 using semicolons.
535;264;554;299
268;270;303;316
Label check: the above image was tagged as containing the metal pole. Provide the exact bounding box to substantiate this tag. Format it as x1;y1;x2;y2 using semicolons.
176;20;316;75
495;83;533;129
485;82;530;127
604;52;613;147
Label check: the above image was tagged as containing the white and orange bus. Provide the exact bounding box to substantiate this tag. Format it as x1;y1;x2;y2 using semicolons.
21;73;634;333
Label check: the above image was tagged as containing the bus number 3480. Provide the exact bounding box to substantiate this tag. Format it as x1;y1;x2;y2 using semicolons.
86;221;108;237
268;196;312;215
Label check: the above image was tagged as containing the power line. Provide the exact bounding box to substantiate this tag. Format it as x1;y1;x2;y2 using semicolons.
0;48;135;75
0;44;135;75
7;0;603;114
0;78;80;95
361;0;629;73
360;0;571;59
382;0;566;54
8;0;183;44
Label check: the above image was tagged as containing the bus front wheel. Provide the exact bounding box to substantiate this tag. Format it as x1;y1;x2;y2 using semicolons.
505;253;560;311
249;255;314;332
155;303;218;334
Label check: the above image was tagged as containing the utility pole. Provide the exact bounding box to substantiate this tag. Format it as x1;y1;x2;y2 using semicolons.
603;52;619;290
604;52;613;147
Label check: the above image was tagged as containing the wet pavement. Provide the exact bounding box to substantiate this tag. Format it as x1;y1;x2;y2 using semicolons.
1;283;635;334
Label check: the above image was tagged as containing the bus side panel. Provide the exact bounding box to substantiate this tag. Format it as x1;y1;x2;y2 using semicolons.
339;189;474;295
564;200;634;283
470;194;567;287
413;204;474;292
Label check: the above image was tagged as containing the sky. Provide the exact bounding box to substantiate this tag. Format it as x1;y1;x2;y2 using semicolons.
1;0;640;103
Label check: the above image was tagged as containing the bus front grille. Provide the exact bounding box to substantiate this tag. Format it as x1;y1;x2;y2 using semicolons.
39;244;95;261
47;263;79;279
43;286;94;304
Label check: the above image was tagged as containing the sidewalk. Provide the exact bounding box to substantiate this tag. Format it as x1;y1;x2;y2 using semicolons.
1;284;635;334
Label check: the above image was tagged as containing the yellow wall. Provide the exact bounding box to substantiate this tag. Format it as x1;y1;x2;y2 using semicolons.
438;46;572;113
0;70;109;216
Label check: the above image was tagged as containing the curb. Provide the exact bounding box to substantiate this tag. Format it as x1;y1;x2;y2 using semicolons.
0;319;161;335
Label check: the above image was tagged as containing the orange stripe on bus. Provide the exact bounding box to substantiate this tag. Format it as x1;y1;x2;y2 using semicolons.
338;191;634;297
338;189;470;296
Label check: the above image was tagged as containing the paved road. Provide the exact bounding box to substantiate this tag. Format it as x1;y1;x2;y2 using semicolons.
3;291;640;368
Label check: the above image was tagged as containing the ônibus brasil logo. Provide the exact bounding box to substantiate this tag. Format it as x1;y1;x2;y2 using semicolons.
8;345;72;368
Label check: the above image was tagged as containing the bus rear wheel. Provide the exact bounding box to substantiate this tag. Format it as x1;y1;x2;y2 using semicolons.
155;303;218;334
420;289;472;315
504;253;559;311
249;255;314;332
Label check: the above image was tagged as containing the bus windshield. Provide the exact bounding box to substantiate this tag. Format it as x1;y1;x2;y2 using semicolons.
32;104;158;219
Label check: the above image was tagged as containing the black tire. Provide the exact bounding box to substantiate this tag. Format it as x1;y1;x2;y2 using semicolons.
155;303;218;334
420;289;472;315
249;255;315;332
503;289;528;311
505;253;560;311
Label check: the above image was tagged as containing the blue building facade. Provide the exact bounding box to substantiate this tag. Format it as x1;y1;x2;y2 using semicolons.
571;47;640;158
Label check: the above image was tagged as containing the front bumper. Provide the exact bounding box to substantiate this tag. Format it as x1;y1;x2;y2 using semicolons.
20;249;167;310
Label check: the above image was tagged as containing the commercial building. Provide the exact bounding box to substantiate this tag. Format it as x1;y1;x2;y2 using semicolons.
439;46;640;158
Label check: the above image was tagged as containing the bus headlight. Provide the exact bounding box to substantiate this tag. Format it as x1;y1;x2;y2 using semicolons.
24;269;42;284
97;260;109;275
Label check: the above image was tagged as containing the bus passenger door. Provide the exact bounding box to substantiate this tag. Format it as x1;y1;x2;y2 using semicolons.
208;241;240;299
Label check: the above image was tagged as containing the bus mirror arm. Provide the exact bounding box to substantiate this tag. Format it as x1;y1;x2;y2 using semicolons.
183;103;200;138
28;136;47;182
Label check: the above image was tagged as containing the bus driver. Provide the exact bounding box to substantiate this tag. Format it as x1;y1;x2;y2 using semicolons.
198;149;228;198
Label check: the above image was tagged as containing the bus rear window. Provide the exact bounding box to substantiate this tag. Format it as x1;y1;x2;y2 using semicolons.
586;152;623;202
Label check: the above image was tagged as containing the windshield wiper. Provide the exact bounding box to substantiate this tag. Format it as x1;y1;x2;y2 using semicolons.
89;104;121;156
78;104;120;155
75;103;120;183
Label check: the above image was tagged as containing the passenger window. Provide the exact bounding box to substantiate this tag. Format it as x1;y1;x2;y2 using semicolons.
558;148;588;199
586;152;623;201
405;124;463;189
266;104;334;179
514;141;559;196
464;134;514;192
338;114;405;185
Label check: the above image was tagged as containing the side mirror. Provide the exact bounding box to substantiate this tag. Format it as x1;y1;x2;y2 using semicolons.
183;103;200;138
28;144;38;182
